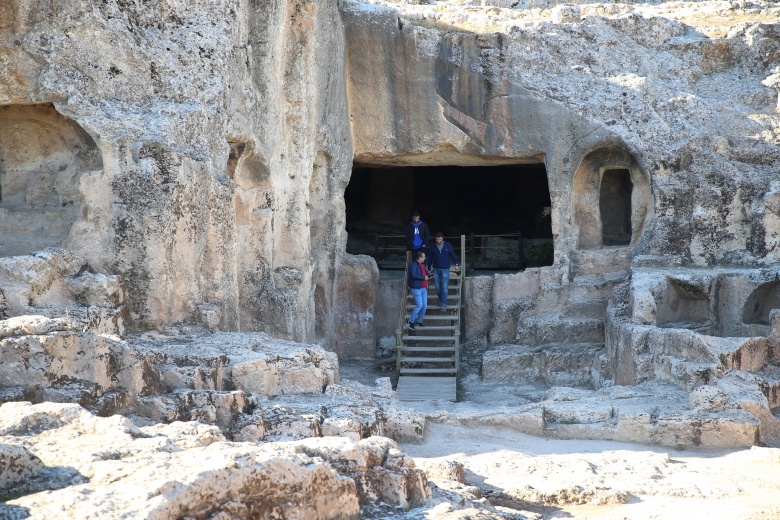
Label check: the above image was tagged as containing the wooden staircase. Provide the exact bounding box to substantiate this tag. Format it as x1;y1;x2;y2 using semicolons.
395;237;465;402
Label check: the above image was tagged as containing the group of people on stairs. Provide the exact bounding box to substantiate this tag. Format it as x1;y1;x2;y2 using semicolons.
404;211;460;332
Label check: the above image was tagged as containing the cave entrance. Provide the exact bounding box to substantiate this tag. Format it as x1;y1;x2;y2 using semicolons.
344;163;553;270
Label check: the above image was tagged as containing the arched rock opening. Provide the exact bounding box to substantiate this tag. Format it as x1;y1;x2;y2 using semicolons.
572;147;650;250
743;281;780;326
344;163;553;269
0;104;102;256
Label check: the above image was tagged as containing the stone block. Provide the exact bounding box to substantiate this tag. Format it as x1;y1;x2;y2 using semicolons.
333;254;379;359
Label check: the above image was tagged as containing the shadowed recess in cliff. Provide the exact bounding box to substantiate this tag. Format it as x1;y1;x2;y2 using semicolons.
0;104;103;257
345;163;553;268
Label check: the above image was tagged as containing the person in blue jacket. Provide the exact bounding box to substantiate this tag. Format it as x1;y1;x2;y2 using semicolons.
427;232;460;311
406;250;432;331
405;211;430;260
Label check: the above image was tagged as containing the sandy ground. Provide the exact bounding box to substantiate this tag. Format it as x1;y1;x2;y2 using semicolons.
339;361;780;519
400;423;780;519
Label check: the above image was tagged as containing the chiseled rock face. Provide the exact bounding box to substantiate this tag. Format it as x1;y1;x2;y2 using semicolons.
0;250;126;336
231;345;339;397
344;1;780;266
0;402;431;519
0;0;353;341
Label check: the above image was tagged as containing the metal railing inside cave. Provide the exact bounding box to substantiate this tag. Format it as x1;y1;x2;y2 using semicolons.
372;232;552;270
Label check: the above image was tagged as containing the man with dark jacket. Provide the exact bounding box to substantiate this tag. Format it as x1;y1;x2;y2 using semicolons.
406;250;432;331
427;232;460;312
405;211;430;260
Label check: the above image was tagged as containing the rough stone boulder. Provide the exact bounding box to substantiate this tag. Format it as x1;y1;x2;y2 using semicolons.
0;250;126;335
0;322;427;443
0;401;431;519
0;328;338;404
233;378;426;443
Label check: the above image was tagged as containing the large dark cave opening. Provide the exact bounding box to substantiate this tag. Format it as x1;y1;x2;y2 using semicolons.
344;164;553;269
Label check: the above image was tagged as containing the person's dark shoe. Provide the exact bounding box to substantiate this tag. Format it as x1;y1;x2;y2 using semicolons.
406;322;416;331
416;322;424;327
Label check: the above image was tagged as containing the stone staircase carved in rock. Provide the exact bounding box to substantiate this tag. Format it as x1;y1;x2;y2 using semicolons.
395;236;465;402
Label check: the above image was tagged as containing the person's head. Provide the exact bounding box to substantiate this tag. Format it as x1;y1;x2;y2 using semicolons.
412;211;420;223
435;232;444;245
416;251;426;263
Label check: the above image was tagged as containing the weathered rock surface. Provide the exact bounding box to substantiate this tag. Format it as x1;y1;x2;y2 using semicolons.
412;379;759;449
0;402;431;519
2;0;780;516
0;322;430;443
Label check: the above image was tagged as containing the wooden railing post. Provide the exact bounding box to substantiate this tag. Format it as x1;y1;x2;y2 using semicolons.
396;250;410;378
518;229;526;270
469;233;475;271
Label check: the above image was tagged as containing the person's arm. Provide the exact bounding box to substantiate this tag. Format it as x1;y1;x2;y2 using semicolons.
448;244;458;264
448;244;460;271
409;262;424;281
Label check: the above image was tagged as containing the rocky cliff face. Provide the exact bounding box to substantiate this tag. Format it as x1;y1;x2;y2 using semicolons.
2;0;780;517
0;0;353;344
2;0;778;347
345;1;780;266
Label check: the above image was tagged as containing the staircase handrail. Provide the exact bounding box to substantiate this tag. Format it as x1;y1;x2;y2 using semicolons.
396;250;410;376
455;235;465;379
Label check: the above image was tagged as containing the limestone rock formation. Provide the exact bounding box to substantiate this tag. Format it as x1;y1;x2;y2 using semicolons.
0;402;431;519
2;0;780;516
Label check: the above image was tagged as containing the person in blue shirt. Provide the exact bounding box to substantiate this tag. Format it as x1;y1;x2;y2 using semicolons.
427;232;460;312
404;211;430;260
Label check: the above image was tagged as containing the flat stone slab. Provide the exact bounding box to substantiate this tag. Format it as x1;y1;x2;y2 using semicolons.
404;380;760;449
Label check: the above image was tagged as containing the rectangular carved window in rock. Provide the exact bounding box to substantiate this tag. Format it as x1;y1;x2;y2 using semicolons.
599;168;632;246
344;163;553;270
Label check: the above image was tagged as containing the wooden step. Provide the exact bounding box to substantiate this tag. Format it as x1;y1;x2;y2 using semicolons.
407;325;457;331
399;346;456;352
400;368;457;375
405;304;460;310
402;335;456;341
399;357;455;363
404;314;457;321
396;376;456;402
